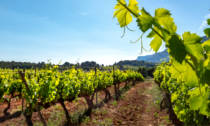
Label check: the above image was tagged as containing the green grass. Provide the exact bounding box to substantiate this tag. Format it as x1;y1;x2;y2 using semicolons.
143;80;163;110
102;65;142;71
149;83;164;110
101;66;114;71
122;65;140;70
93;108;107;116
144;78;154;82
91;118;113;126
163;116;170;124
111;101;117;106
0;99;3;103
82;116;90;124
154;112;159;118
45;107;65;126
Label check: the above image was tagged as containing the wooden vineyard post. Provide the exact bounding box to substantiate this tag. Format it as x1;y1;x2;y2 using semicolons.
95;66;98;107
17;68;24;113
22;69;25;113
113;66;117;100
35;68;36;77
18;71;47;126
123;70;128;88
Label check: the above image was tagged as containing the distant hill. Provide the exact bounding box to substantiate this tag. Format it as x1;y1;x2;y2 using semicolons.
202;36;210;42
136;36;209;63
136;55;151;61
137;49;169;63
114;60;156;68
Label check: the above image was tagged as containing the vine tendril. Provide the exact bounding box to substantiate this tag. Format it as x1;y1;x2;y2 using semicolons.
141;36;151;53
130;33;143;43
126;25;135;32
121;26;125;38
130;33;151;55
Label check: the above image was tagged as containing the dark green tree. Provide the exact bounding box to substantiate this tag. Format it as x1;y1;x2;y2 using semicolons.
137;66;147;78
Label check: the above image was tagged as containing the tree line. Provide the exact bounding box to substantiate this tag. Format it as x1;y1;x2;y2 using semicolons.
137;66;156;78
0;61;100;71
0;60;156;76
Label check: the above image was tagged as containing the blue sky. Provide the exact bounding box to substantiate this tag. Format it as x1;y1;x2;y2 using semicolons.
0;0;210;66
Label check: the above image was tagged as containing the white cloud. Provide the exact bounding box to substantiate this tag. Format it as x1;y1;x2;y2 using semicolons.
199;20;207;31
199;13;210;31
77;12;89;15
205;14;210;19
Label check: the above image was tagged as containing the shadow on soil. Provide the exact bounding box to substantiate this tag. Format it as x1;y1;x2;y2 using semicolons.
0;111;22;123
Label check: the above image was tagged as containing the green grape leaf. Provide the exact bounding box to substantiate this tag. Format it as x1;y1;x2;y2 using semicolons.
199;91;209;116
149;35;162;52
187;53;198;71
137;7;153;32
140;7;151;16
202;39;210;54
170;58;198;88
189;85;210;115
146;21;171;52
182;64;198;88
190;93;209;116
146;30;156;38
204;28;210;38
182;32;204;61
160;28;171;42
190;94;202;110
155;15;177;34
113;0;140;28
171;93;178;102
207;92;210;100
203;69;210;84
207;18;210;25
128;0;140;16
167;35;187;63
169;65;180;78
154;8;171;19
171;57;188;72
203;56;210;69
153;21;171;43
153;8;177;35
190;95;203;110
197;60;205;84
147;23;171;52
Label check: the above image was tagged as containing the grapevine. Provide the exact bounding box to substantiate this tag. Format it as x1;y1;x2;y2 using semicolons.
0;63;144;125
113;0;210;125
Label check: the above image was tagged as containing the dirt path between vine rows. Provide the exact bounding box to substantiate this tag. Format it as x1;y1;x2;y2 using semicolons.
0;80;176;126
